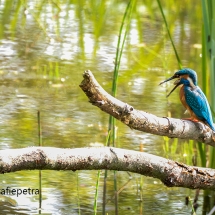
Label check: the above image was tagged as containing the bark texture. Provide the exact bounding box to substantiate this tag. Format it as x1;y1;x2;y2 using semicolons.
79;70;215;146
0;146;215;190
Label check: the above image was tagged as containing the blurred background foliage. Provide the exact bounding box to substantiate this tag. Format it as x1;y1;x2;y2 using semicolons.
0;0;213;214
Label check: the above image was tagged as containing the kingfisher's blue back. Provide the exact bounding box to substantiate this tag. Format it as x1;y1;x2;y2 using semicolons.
182;79;215;131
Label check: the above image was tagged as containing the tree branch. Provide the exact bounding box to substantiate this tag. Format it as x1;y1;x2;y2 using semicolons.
0;146;215;190
79;70;215;146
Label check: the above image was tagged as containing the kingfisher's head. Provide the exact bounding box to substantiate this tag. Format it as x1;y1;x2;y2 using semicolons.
160;68;198;86
159;68;198;97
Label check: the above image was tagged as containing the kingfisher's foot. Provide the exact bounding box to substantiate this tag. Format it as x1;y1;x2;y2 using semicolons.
182;118;200;123
182;118;213;131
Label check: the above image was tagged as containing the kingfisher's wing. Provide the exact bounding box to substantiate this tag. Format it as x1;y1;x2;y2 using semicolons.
184;86;215;131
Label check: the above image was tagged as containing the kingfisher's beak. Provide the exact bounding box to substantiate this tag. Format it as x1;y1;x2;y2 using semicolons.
159;75;178;85
166;79;182;97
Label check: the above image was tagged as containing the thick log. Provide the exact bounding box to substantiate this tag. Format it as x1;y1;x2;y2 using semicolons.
0;147;215;190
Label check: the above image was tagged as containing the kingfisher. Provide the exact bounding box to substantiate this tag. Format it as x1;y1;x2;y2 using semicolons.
160;68;215;131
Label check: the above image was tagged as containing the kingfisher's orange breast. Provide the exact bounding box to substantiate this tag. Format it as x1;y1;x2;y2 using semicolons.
179;85;199;120
179;86;187;109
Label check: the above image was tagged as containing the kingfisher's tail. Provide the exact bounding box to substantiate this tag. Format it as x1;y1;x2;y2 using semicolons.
207;122;215;132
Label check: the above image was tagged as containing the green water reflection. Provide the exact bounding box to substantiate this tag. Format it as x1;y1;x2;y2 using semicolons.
0;0;204;214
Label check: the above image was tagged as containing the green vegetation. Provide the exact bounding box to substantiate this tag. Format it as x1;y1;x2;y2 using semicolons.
201;1;215;214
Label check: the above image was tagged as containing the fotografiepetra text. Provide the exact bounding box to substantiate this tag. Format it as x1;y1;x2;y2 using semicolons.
0;187;40;197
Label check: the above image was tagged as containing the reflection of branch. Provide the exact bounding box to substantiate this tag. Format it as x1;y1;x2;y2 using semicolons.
79;70;215;146
1;147;215;190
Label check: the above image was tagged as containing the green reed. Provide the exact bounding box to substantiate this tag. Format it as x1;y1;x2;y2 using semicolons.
201;1;215;214
93;170;101;215
201;0;215;169
156;0;182;69
37;111;42;212
198;24;207;168
103;1;136;214
76;172;81;215
93;131;111;215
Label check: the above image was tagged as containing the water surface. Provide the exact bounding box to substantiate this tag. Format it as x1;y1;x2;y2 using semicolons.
0;1;204;214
